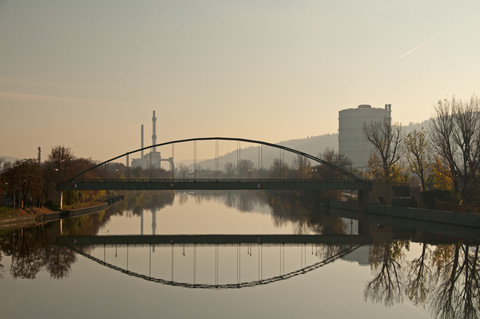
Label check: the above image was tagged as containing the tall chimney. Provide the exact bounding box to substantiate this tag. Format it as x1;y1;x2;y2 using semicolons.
37;147;41;165
152;110;157;152
141;125;144;159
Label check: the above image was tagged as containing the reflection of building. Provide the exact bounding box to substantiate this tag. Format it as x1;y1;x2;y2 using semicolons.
338;104;391;170
132;111;162;170
341;245;369;266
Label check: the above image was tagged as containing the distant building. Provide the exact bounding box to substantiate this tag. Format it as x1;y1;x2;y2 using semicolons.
132;111;162;170
131;150;161;170
338;104;391;170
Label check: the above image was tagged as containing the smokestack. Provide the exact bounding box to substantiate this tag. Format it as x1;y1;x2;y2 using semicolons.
141;125;144;159
152;110;157;152
385;104;392;120
38;147;41;165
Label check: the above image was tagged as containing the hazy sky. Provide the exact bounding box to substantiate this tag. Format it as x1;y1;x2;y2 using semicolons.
1;1;479;161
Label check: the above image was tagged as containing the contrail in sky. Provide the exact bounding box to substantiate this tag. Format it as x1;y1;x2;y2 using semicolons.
0;91;145;107
399;34;441;59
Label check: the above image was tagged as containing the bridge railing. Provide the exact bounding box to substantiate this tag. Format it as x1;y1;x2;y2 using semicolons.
57;178;372;191
61;178;366;183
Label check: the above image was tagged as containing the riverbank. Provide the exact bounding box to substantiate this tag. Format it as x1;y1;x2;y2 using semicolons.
0;196;123;230
330;200;480;229
0;205;100;230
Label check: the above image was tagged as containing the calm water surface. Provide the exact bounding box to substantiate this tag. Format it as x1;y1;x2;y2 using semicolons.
1;191;478;318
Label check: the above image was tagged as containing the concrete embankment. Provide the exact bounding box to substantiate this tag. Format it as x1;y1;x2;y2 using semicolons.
37;203;109;223
330;200;480;229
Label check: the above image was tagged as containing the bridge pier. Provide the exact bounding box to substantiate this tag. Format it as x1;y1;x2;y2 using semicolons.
358;189;369;212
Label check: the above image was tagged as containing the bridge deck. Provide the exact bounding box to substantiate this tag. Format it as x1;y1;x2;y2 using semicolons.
58;179;372;191
58;234;373;246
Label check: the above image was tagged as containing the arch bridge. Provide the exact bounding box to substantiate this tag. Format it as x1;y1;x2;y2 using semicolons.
59;234;370;289
57;137;371;195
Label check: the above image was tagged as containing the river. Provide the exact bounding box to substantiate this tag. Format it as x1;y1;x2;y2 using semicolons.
0;190;478;318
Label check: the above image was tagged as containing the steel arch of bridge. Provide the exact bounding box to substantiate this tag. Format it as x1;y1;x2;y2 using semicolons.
67;243;363;289
67;137;367;183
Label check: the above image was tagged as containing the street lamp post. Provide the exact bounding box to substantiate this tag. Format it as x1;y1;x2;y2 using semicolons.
13;182;15;217
54;168;63;210
22;179;26;209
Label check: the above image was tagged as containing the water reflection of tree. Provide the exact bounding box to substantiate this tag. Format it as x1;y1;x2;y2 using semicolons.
177;191;189;205
45;245;76;279
8;227;74;280
0;204;120;280
265;191;345;235
308;211;345;235
220;190;256;212
121;191;175;216
143;189;480;317
181;190;344;234
1;192;174;281
429;243;480;319
11;229;45;279
188;190;266;214
363;241;480;318
405;243;432;305
316;244;351;261
364;241;408;306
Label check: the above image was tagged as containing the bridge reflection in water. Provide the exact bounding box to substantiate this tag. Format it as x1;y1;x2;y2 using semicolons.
59;234;370;289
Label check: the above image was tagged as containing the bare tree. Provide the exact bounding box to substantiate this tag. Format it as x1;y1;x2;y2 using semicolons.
313;148;352;181
430;96;480;203
269;159;289;179
224;162;235;179
292;154;311;179
47;146;73;180
322;148;352;169
404;128;431;191
363;119;403;182
237;159;254;179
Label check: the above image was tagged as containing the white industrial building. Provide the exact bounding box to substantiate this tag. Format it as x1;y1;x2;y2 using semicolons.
132;111;162;170
131;111;174;172
338;104;391;170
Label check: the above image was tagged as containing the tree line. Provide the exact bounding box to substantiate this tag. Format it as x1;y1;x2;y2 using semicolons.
0;146;118;209
363;95;480;206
